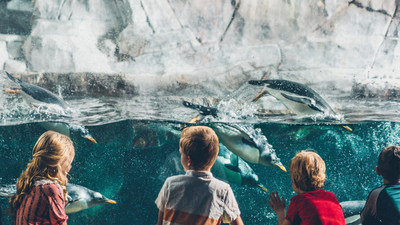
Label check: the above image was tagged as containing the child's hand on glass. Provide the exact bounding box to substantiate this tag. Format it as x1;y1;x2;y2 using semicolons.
267;191;286;214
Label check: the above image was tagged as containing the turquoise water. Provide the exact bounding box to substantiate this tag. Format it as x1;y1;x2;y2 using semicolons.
1;119;397;224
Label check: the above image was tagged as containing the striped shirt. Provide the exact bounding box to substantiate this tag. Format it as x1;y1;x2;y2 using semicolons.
155;170;241;225
16;180;68;225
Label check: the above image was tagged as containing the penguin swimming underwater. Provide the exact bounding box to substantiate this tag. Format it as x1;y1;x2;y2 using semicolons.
340;200;366;225
4;71;97;143
212;123;286;172
65;183;116;214
182;100;286;171
0;182;116;214
212;146;269;193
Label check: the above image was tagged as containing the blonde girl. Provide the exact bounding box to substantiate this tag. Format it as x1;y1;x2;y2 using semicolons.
267;150;345;225
9;131;75;225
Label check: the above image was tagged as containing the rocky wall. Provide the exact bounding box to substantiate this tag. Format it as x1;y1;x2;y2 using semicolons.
0;0;399;94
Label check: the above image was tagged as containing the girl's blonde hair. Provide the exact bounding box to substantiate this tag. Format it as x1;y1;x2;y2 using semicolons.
9;131;75;216
289;150;326;191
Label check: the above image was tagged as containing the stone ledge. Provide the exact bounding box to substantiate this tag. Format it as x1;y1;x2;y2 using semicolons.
8;72;137;98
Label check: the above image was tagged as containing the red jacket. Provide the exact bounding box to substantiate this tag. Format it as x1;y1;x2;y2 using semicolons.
286;189;345;225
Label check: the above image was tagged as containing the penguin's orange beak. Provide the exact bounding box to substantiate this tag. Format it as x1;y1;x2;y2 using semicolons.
4;87;21;94
85;136;97;144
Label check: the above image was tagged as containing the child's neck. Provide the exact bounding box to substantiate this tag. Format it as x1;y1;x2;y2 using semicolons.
186;167;211;172
383;179;400;185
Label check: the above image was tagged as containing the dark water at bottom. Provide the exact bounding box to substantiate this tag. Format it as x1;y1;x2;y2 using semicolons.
1;120;399;224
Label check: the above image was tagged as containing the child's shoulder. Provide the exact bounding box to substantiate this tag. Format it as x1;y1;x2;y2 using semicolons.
34;179;57;186
164;174;187;183
34;179;62;191
295;189;338;199
212;176;231;187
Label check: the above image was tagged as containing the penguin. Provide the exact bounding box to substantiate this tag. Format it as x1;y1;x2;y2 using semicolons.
65;183;116;214
0;183;15;197
4;71;97;143
182;101;286;171
248;79;337;117
212;146;268;193
0;182;116;214
211;123;286;172
340;200;366;225
248;79;353;131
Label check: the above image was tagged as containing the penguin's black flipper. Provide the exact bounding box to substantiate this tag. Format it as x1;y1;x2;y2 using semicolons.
280;93;324;113
182;100;219;118
248;80;268;86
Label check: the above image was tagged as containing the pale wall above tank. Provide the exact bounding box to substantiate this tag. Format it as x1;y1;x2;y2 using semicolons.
0;0;399;94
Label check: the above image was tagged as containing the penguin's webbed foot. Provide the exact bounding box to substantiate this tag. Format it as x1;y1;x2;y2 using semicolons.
4;87;20;94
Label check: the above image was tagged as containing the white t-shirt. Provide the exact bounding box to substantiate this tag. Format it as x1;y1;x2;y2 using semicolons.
155;170;241;225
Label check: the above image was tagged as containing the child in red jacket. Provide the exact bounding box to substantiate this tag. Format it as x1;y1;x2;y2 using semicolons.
268;150;345;225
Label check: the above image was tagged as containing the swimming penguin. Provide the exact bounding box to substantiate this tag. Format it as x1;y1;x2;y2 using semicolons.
340;200;366;225
248;79;337;117
4;71;97;143
211;123;286;172
212;146;268;193
0;183;15;197
65;183;116;214
182;101;286;171
0;182;116;214
248;79;353;131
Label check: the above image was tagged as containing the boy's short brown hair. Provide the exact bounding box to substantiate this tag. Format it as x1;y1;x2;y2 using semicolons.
289;150;326;191
179;126;219;170
378;145;400;183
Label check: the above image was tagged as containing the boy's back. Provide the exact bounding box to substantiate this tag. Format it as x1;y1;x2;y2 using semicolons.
362;183;400;225
155;170;240;225
361;145;400;225
155;126;243;225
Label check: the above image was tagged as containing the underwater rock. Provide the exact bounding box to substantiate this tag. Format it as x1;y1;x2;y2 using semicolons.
132;122;160;149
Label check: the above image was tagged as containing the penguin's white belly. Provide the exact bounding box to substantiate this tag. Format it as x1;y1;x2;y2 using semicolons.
66;201;89;214
345;215;360;225
267;89;320;116
218;136;260;163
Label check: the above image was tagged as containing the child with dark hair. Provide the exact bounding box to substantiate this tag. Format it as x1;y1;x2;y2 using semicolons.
155;126;244;225
268;150;345;225
361;145;400;225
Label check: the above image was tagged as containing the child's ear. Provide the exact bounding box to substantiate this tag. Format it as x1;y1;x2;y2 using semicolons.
187;156;192;167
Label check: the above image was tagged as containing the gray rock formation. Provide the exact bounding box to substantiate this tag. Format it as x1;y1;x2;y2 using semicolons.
0;0;399;96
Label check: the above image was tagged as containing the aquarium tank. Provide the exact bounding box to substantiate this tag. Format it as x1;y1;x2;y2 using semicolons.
1;0;400;224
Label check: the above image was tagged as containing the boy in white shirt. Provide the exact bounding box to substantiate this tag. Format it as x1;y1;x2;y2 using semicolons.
155;126;244;225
